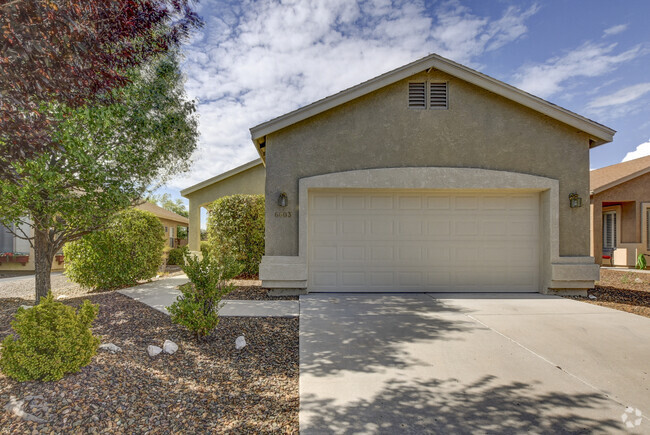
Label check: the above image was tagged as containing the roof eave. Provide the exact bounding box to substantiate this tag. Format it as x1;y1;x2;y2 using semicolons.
180;158;264;197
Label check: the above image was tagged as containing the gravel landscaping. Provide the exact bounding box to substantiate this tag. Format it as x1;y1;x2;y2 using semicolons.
566;268;650;319
0;292;299;433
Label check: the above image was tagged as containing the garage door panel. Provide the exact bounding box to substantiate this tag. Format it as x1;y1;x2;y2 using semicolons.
308;190;540;292
398;195;422;210
426;196;450;209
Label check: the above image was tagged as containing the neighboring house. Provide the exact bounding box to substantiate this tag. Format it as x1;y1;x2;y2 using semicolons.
135;202;189;249
0;220;65;274
247;54;614;294
589;155;650;267
180;159;265;252
0;202;189;274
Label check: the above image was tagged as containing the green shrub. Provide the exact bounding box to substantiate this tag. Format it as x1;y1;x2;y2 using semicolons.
167;253;241;339
64;208;165;290
0;293;99;382
207;194;264;276
167;245;189;266
200;241;212;257
637;253;647;270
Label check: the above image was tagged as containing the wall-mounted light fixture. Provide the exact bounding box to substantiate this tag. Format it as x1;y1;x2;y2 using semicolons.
569;193;582;208
278;192;288;207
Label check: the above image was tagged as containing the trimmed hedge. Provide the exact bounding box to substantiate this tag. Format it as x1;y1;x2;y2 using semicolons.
206;194;264;276
64;208;165;290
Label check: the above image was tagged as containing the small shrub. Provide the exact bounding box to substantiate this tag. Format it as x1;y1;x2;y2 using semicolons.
207;194;264;276
167;245;189;265
168;253;241;339
64;208;165;290
637;253;647;270
0;293;100;382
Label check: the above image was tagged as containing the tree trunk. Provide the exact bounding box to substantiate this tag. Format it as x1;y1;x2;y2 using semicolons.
34;228;54;304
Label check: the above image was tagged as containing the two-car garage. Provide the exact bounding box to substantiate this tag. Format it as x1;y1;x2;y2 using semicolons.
308;189;540;292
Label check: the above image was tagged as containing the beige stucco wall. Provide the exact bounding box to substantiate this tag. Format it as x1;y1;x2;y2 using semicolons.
590;171;650;265
159;217;187;248
264;70;591;257
184;164;266;251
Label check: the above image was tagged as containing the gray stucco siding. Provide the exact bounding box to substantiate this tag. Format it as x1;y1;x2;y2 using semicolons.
264;70;591;257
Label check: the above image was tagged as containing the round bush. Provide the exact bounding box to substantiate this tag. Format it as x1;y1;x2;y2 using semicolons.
206;194;264;276
64;208;165;289
167;245;189;266
0;293;100;382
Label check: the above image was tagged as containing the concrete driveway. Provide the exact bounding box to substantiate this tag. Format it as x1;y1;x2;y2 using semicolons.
300;293;650;434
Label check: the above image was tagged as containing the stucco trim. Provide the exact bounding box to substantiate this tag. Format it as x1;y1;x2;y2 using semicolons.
260;167;596;292
250;54;615;149
181;159;264;197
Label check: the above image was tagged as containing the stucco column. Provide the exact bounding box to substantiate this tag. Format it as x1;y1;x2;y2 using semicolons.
592;200;603;265
188;198;201;252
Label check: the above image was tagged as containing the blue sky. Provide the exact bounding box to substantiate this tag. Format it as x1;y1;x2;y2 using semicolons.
159;0;650;210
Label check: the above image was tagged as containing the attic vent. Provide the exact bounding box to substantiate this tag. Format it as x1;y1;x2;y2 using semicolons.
429;82;448;109
408;82;426;108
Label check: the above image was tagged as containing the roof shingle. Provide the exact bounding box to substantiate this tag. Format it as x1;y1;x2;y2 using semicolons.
590;155;650;194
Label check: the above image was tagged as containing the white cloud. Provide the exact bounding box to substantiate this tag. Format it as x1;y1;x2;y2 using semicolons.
166;0;539;190
603;24;628;37
622;139;650;162
513;42;641;99
587;82;650;108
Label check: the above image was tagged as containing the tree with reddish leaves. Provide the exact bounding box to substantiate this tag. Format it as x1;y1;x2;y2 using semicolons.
0;0;202;167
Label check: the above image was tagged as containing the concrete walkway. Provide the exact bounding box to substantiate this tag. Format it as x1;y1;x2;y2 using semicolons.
118;274;298;317
300;293;650;434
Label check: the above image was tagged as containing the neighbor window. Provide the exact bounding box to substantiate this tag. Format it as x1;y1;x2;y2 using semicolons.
602;211;617;250
0;224;13;252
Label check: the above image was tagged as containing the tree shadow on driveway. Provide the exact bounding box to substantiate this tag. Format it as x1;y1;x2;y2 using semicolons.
300;293;475;377
301;375;621;434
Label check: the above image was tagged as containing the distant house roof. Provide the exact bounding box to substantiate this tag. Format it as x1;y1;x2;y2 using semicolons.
590;155;650;195
180;159;264;197
135;202;189;225
250;53;615;159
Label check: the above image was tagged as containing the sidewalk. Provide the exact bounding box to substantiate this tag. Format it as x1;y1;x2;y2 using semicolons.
118;274;298;317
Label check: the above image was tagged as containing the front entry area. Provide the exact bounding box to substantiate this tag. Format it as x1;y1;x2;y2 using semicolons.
308;189;540;292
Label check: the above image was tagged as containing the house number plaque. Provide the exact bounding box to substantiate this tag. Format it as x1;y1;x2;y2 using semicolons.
275;211;292;218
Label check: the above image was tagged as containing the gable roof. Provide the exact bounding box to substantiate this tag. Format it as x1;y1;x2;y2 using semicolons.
180;159;264;197
249;53;615;158
136;202;189;225
590;155;650;195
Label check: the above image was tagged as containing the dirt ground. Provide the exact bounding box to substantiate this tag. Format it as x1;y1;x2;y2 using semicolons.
568;268;650;319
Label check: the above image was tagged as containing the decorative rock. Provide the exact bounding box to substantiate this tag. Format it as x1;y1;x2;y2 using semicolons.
57;294;68;300
147;345;163;357
588;295;597;300
163;340;178;355
19;305;32;310
235;335;246;350
99;343;122;353
634;278;643;283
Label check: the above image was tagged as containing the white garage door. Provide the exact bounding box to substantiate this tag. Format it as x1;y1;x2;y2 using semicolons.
308;189;540;292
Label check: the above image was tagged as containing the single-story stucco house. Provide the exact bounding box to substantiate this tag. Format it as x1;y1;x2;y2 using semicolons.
590;155;650;267
189;54;616;294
